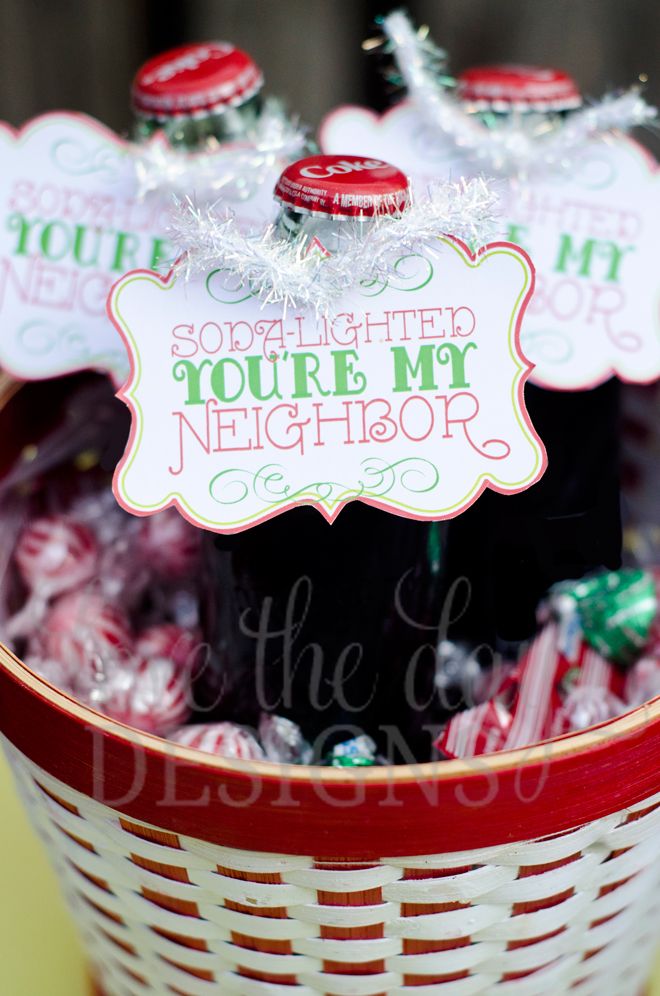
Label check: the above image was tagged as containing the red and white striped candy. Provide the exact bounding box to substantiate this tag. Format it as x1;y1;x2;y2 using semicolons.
100;656;192;735
136;624;201;673
504;627;624;748
43;591;132;677
171;722;265;761
439;623;627;759
15;516;97;596
137;509;201;580
438;700;512;760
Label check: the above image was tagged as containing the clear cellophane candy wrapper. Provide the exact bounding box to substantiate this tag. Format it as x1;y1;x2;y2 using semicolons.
0;377;310;763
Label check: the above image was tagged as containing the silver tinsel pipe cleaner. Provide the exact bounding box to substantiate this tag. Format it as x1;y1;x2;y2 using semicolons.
169;177;501;314
382;9;657;177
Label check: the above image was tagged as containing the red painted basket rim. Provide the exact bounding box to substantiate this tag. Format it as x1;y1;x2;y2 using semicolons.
1;644;659;858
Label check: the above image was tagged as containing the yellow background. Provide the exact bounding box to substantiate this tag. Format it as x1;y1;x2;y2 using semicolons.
0;750;657;996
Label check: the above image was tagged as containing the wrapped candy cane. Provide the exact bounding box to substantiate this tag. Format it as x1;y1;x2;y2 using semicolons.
439;623;626;759
438;700;513;760
171;722;265;760
7;516;98;640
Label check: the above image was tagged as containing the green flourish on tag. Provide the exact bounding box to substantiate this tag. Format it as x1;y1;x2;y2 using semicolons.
360;457;440;496
359;253;434;297
51;137;123;182
208;457;440;511
206;267;257;305
208;464;363;509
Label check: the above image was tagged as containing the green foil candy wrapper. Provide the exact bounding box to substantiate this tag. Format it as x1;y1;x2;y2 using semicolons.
553;569;657;668
326;735;378;768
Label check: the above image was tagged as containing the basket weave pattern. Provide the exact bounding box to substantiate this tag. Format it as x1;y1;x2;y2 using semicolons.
5;739;660;996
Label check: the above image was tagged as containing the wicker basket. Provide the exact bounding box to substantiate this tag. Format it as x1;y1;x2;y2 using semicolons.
1;377;660;995
0;643;659;996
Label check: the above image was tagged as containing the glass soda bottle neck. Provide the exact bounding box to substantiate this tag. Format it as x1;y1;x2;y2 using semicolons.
275;206;377;253
133;92;263;151
131;41;266;150
457;67;580;131
472;106;571;132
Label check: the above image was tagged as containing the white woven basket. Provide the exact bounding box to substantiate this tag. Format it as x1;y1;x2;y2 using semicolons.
5;739;660;996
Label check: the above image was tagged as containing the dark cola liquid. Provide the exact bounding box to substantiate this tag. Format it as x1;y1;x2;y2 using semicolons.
443;378;622;649
436;108;622;647
201;504;448;761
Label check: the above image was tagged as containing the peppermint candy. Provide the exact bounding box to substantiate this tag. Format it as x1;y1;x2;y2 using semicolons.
70;490;132;547
438;700;513;760
99;656;192;735
43;590;132;678
15;516;97;594
137;509;201;580
7;517;98;639
171;722;265;760
136;623;201;673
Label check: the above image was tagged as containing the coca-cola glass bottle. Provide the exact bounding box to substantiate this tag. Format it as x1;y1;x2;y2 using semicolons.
443;66;622;652
203;155;450;761
131;42;264;148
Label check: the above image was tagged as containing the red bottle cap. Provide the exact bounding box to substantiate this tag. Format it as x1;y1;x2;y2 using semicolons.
274;155;411;219
457;65;582;112
132;42;264;119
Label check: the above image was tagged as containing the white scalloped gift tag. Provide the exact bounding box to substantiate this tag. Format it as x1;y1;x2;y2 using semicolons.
0;113;284;384
109;237;546;532
321;102;660;390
